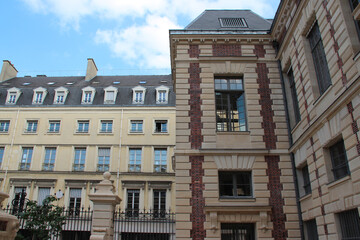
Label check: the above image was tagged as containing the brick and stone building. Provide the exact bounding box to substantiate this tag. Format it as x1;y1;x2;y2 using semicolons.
170;0;360;239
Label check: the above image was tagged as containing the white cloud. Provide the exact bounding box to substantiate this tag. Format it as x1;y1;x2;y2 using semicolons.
95;15;181;69
21;0;279;69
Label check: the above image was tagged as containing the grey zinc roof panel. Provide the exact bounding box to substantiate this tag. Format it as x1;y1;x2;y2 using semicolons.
185;10;272;31
0;75;175;107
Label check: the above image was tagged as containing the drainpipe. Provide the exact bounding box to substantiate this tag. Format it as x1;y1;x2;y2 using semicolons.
277;56;305;240
2;108;20;191
116;109;124;196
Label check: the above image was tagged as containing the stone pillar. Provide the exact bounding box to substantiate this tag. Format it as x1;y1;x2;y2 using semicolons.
0;191;19;240
89;172;121;240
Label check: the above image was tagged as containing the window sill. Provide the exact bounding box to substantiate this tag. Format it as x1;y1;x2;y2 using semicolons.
23;132;37;135
216;131;250;135
0;132;9;135
98;132;113;135
153;132;169;135
327;175;351;189
75;132;90;135
219;197;255;202
129;132;144;135
299;193;312;202
313;84;332;106
47;132;60;135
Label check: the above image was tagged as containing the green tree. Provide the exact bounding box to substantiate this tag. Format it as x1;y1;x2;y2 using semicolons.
19;196;66;240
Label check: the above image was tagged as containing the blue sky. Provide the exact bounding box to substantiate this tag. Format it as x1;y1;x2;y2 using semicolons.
0;0;280;77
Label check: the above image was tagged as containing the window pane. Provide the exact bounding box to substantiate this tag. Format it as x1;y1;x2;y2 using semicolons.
43;148;56;171
338;209;360;240
219;171;252;198
330;139;349;180
37;187;50;205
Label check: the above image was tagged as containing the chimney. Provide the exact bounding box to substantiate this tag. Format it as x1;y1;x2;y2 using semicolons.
0;60;18;82
85;58;98;81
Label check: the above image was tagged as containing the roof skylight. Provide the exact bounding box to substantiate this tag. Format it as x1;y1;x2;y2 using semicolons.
219;18;248;28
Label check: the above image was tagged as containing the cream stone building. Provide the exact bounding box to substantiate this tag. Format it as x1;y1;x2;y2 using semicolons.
0;59;176;238
170;0;360;239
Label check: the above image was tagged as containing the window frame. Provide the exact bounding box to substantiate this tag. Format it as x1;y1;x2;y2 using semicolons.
215;77;247;132
32;87;47;105
25;120;38;133
0;147;4;168
304;219;319;240
153;189;166;218
154;120;168;133
48;120;60;133
301;164;311;195
337;208;360;240
97;147;110;172
329;139;350;180
20;147;33;170
104;86;118;104
77;120;89;133
6;88;21;105
154;149;167;173
73;148;86;171
218;171;252;199
130;120;143;133
100;120;113;133
43;147;56;171
132;86;146;104
126;189;140;217
155;86;169;104
37;187;51;205
0;120;10;133
53;87;69;104
81;86;96;104
128;148;142;172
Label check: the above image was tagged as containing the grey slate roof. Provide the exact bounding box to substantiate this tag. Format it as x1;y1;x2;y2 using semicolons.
185;10;272;31
0;75;175;107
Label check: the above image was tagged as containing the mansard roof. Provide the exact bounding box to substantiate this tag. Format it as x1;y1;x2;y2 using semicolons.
184;10;272;32
0;75;174;107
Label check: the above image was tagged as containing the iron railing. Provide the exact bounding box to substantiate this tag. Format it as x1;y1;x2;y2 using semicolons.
114;209;175;240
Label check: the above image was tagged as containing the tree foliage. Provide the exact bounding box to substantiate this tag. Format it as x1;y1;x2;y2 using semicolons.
19;196;66;240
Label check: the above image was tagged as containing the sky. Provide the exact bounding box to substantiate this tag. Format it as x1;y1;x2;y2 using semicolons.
0;0;280;77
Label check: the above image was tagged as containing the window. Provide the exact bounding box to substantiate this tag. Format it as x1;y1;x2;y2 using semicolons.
32;87;47;104
37;187;50;205
302;165;311;195
284;68;301;129
69;188;82;215
48;120;60;133
53;87;68;104
219;171;252;198
155;86;169;104
153;190;166;218
100;120;113;133
104;86;118;104
304;219;319;240
20;147;33;170
349;0;360;39
0;120;10;132
154;149;167;172
308;22;331;95
129;149;141;172
77;120;89;133
0;147;4;167
215;77;247;132
337;209;360;240
73;148;86;171
26;120;38;133
97;148;110;172
126;189;140;217
155;120;167;133
81;86;96;104
221;223;255;240
132;86;146;104
43;147;56;171
130;120;143;133
6;88;21;104
329;139;350;180
13;187;26;203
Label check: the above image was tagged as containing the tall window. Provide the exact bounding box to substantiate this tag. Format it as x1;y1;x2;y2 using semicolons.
37;187;50;205
134;91;143;103
215;77;247;132
285;68;301;128
0;147;4;168
329;139;350;180
77;120;89;133
26;120;38;133
302;165;311;195
100;120;113;133
130;120;143;133
337;209;360;240
129;149;141;172
20;147;33;170
219;171;252;198
127;189;140;217
221;223;255;240
155;120;167;133
48;120;60;133
308;22;331;95
73;148;86;171
43;147;56;171
69;188;82;215
154;149;167;172
98;148;110;172
153;190;166;218
304;219;319;240
0;120;10;132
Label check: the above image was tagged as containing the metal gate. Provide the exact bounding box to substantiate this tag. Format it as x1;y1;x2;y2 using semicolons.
221;223;255;240
113;209;175;240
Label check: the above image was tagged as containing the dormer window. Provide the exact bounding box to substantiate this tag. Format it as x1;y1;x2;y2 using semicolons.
6;87;21;105
132;86;146;104
155;86;169;104
53;87;69;104
32;87;47;104
81;86;96;104
104;86;118;104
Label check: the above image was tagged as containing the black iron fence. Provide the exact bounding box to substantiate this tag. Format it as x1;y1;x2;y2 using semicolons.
114;209;176;240
3;206;92;240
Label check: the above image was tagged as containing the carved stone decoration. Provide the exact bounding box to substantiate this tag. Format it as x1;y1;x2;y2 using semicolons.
210;212;218;231
0;191;19;240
